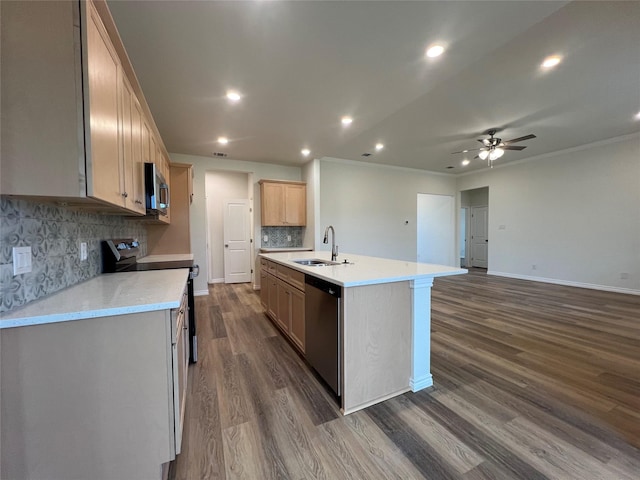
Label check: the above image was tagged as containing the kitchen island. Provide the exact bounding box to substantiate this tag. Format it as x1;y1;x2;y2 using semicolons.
259;251;466;414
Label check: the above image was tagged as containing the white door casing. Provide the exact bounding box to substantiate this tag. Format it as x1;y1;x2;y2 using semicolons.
223;199;252;283
470;206;488;268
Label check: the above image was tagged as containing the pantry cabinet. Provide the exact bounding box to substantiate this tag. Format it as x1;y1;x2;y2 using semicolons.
259;180;307;226
0;0;169;218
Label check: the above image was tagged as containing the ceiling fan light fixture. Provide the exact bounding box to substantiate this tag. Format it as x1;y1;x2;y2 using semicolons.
490;147;505;161
478;150;489;160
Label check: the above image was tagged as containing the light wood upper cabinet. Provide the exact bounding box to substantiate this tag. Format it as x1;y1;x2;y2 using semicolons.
0;0;170;216
259;180;307;226
86;1;123;207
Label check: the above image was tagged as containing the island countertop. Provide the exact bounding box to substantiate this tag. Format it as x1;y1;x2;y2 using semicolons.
0;269;190;329
259;251;466;287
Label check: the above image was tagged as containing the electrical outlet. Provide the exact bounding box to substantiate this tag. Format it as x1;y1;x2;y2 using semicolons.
287;235;292;242
80;242;88;261
263;235;268;242
13;246;32;275
499;224;506;230
620;272;629;280
532;264;537;270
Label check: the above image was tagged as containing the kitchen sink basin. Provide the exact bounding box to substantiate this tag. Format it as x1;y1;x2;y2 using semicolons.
293;258;341;267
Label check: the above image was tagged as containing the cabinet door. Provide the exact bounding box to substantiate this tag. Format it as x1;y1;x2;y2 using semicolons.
260;271;269;308
261;182;285;226
285;184;307;226
130;99;146;214
277;279;291;332
86;1;123;207
290;287;305;352
267;273;279;320
120;75;134;210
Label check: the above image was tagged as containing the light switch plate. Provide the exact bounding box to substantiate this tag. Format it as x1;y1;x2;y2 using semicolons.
13;246;32;275
80;242;88;261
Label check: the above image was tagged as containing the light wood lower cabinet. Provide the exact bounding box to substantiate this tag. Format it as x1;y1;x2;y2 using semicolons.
262;259;305;353
0;289;189;480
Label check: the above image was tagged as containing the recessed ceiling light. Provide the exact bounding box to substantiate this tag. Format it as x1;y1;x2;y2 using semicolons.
461;159;470;166
226;90;242;102
341;116;353;126
375;143;384;151
541;55;562;69
301;148;310;156
462;149;469;153
217;136;229;145
426;44;445;58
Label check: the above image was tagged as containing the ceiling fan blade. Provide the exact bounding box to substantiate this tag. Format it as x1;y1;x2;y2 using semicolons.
504;134;536;144
503;145;527;151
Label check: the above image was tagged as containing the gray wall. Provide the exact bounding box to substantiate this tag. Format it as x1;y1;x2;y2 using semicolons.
0;197;147;313
457;134;640;293
318;158;457;261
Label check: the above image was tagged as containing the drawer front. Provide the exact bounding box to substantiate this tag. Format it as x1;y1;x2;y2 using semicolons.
288;269;305;291
266;260;277;275
276;264;305;292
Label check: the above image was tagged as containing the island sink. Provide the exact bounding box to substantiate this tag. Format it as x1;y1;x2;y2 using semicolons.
293;258;341;267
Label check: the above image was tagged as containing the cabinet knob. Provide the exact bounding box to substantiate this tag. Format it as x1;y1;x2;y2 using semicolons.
122;192;128;198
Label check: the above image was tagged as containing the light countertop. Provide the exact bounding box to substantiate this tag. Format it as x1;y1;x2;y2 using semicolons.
0;269;190;329
259;251;466;287
138;253;194;263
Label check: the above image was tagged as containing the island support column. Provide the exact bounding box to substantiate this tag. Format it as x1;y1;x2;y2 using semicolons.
409;277;434;391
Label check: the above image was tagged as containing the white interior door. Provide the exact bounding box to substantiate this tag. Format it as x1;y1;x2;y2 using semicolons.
223;199;251;283
470;206;488;268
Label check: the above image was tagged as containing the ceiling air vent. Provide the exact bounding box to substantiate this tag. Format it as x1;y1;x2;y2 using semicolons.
361;153;372;157
212;152;228;157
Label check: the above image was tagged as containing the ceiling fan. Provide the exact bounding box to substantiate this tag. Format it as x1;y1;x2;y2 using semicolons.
452;129;536;167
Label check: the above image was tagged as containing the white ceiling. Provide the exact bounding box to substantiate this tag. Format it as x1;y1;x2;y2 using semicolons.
108;0;640;174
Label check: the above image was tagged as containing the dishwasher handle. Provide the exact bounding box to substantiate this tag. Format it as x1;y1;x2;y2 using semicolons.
305;275;342;298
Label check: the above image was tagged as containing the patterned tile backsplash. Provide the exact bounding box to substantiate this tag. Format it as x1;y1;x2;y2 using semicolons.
261;226;304;248
0;196;147;313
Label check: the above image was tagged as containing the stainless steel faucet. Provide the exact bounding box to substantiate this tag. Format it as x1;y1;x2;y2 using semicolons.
323;225;338;261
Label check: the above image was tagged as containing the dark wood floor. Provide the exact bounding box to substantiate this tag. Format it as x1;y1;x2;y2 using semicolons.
170;270;640;479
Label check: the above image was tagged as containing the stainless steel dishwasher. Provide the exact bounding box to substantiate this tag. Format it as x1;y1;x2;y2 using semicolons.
305;275;342;397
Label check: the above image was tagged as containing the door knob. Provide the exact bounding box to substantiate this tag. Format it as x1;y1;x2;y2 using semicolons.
225;244;229;248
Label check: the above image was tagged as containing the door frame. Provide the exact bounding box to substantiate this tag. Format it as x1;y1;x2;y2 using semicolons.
204;170;254;285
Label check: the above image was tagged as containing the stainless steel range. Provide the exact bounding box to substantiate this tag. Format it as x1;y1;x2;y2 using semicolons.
102;239;199;363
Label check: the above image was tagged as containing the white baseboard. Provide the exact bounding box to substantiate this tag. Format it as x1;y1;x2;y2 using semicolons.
488;271;640;296
410;374;434;392
194;289;209;296
208;278;224;284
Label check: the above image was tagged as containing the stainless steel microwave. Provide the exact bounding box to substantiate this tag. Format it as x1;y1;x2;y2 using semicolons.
144;163;170;216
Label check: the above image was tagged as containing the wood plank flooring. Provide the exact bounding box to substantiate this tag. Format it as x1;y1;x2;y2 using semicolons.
170;270;640;479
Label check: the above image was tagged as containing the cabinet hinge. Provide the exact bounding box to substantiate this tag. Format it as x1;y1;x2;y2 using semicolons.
251;269;254;274
250;238;253;243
